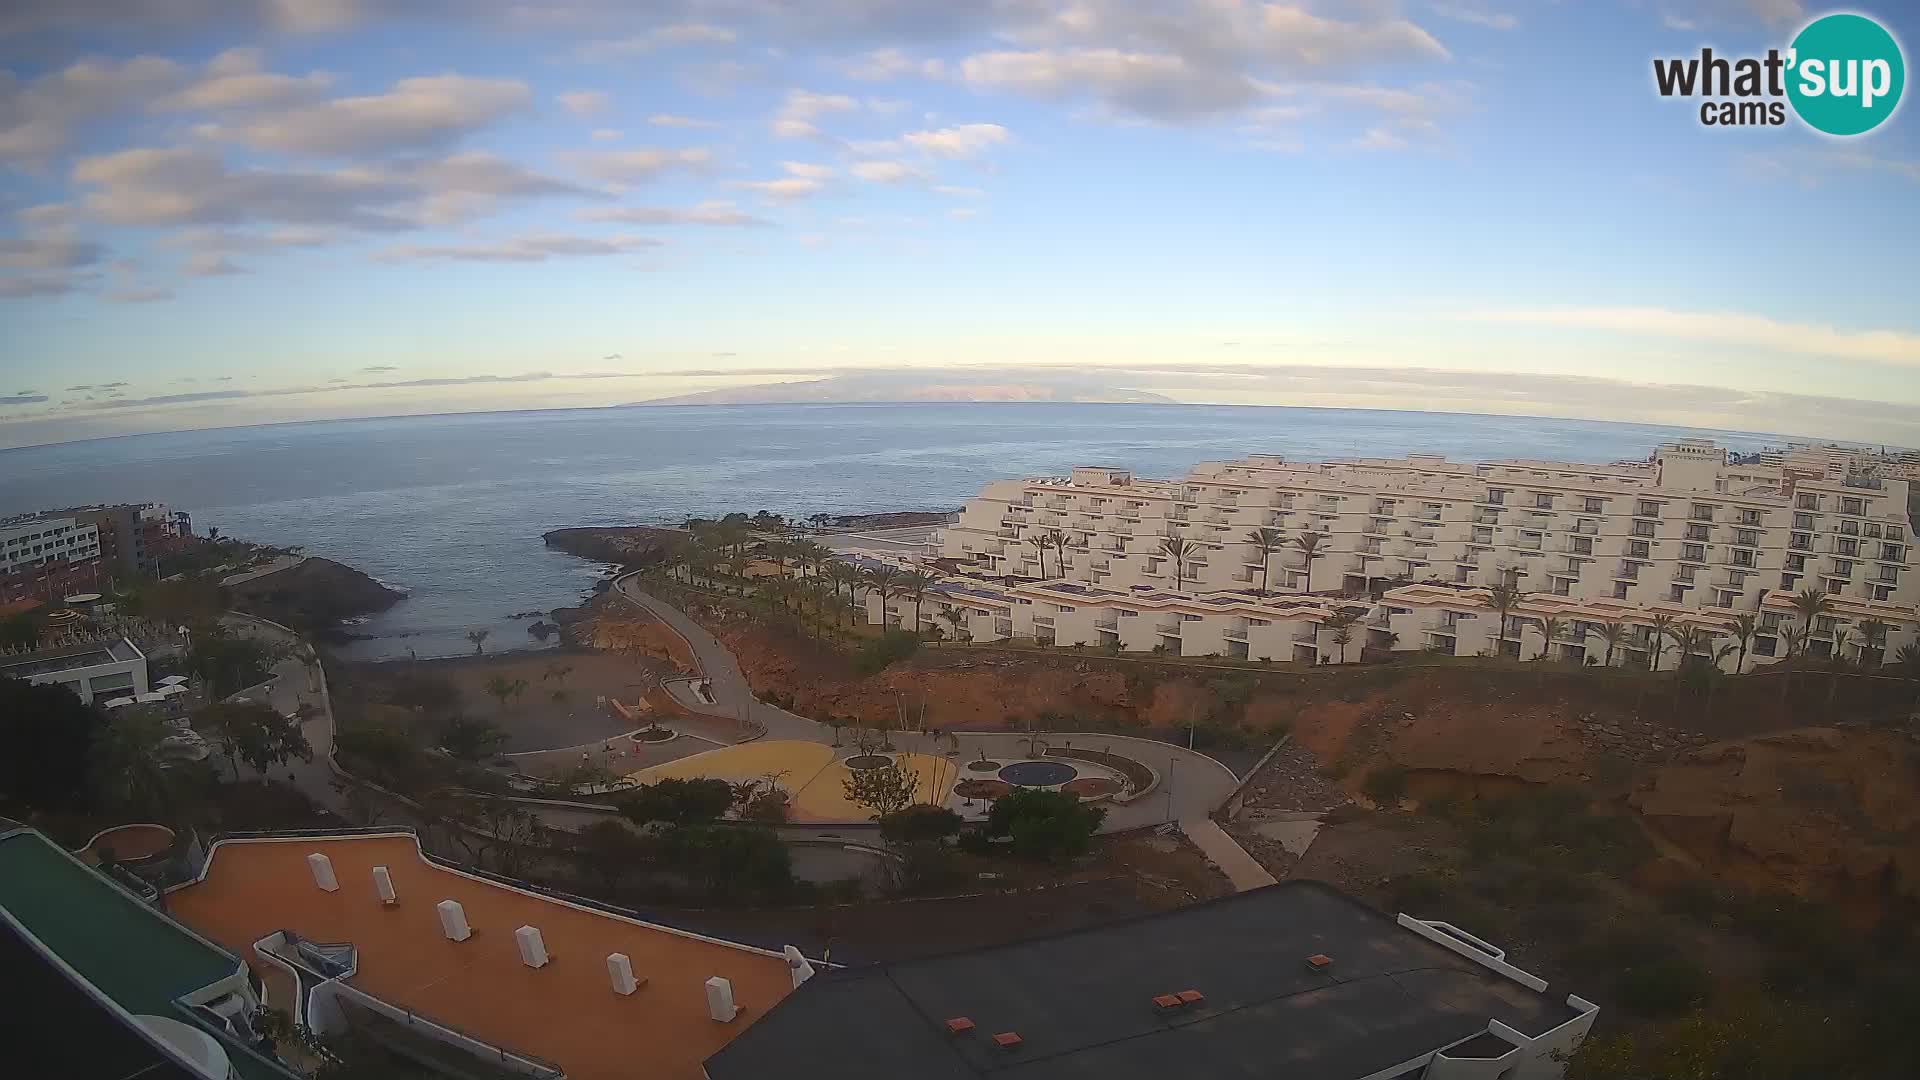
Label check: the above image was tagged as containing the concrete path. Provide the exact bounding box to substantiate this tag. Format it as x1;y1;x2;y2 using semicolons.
217;612;349;817
1180;817;1278;892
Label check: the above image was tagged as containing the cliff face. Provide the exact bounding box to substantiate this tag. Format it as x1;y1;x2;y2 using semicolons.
227;557;404;631
542;526;684;568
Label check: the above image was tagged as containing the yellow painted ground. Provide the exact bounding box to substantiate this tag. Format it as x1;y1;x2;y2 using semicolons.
625;740;960;822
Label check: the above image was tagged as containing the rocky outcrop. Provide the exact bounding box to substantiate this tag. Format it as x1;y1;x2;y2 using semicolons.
541;526;684;568
226;557;402;632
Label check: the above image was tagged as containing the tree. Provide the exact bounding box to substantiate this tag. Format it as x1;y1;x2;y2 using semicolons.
436;715;507;761
1025;533;1050;579
618;777;736;825
938;607;971;645
466;628;490;655
983;788;1105;860
900;569;938;635
1244;527;1286;595
90;709;179;816
541;662;574;684
0;678;103;812
1825;625;1853;720
1790;587;1830;644
843;762;919;819
1780;623;1807;694
1291;531;1326;589
1487;581;1526;657
1537;616;1567;661
1646;613;1675;671
185;623;285;697
1327;611;1359;663
880;804;962;845
1856;618;1889;668
1044;528;1073;578
655;823;792;902
571;819;648;900
1730;612;1758;675
1158;536;1196;590
199;701;313;782
482;675;527;709
0;612;37;649
1591;621;1628;669
865;565;903;627
827;562;861;625
1896;643;1920;706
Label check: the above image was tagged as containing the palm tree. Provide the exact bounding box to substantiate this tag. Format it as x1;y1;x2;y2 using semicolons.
1895;643;1920;706
466;628;490;655
1487;581;1525;657
1044;529;1073;579
1662;621;1700;670
1292;531;1326;589
1780;623;1807;695
1730;612;1758;675
900;569;938;635
1245;527;1286;595
1590;621;1628;669
1856;618;1889;668
1823;625;1855;719
1791;587;1830;659
826;562;860;625
1646;612;1675;671
866;565;903;628
91;710;177;815
1704;642;1738;722
938;607;971;645
1025;534;1050;579
1158;536;1197;591
1537;616;1566;661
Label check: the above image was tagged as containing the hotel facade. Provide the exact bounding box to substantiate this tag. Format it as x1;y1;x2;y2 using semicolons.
865;440;1918;671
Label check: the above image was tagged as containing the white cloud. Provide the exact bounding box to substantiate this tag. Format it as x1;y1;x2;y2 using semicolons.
375;232;663;262
105;284;173;303
844;48;946;81
1429;4;1518;31
186;251;244;276
0;55;184;166
579;200;767;226
1350;127;1408;150
581;22;736;59
0;228;103;270
155;48;333;111
590;128;622;141
567;146;712;183
932;184;985;198
648;113;717;128
1460;307;1920;368
201;74;529;156
902;122;1009;158
771;88;858;138
850;159;923;183
557;89;609;115
771;118;821;139
269;0;365;33
961;49;1266;119
736;161;833;201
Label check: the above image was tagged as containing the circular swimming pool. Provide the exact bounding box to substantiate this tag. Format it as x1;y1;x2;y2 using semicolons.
998;760;1078;787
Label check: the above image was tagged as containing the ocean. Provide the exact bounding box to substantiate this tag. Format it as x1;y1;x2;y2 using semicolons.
0;403;1791;660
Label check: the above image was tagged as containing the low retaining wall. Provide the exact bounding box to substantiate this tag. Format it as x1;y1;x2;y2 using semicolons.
1044;747;1159;804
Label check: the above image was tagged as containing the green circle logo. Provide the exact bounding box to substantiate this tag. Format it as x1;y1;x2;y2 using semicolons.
1786;13;1905;136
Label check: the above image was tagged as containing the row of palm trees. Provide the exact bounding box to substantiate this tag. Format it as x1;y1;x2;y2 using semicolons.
1011;524;1328;595
658;535;964;640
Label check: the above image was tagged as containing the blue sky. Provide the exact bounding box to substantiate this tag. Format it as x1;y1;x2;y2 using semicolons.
2;0;1917;448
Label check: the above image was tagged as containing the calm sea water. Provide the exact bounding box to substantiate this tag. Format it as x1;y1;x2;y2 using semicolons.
0;403;1789;659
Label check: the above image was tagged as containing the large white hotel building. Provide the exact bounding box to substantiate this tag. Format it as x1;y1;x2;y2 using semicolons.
861;440;1918;672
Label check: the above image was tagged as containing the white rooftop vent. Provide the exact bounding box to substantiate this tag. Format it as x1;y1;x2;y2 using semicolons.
515;925;549;969
705;976;739;1022
372;866;396;905
437;899;471;942
782;945;816;988
607;952;639;996
306;853;337;893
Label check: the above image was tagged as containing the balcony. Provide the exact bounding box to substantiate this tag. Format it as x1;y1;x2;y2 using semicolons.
1292;628;1319;644
1616;562;1641;580
1156;619;1183;637
1224;622;1249;641
1094;614;1118;630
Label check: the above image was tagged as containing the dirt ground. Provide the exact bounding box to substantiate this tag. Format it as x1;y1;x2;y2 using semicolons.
353;648;663;752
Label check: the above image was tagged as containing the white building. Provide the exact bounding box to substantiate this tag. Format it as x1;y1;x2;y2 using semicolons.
0;515;102;576
886;440;1919;670
0;635;149;704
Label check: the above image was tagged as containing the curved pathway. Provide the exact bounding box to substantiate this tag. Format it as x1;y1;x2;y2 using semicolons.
611;574;1241;831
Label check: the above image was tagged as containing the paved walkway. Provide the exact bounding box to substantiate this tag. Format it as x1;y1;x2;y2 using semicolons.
1179;817;1278;892
217;612;349;817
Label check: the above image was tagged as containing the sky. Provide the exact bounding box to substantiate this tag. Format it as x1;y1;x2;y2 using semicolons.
2;0;1917;449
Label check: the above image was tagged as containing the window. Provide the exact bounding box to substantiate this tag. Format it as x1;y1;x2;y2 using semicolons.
1613;581;1630;599
1731;549;1754;568
1583;497;1604;513
1816;616;1838;634
1571;536;1592;555
1876;585;1895;601
1669;584;1687;602
1534;492;1555;509
1628;540;1651;558
1841;497;1866;515
1636;500;1660;517
1781;574;1800;590
1734;529;1758;547
1681;543;1705;561
1837;537;1858;556
1786;554;1806;572
1878;566;1899;583
1690;503;1714;521
1840;520;1859;536
1797;493;1820;510
1793;512;1814;530
1718;590;1737;607
1762;612;1784;628
1674;565;1695;583
1832;559;1854;577
1740;509;1763;526
1485;488;1506;505
1473;526;1493;544
1891;526;1906;541
1632;520;1656;538
1790;532;1813;551
1685;523;1709;541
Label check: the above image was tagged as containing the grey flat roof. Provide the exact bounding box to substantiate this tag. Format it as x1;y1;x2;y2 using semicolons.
0;636;142;678
705;881;1576;1080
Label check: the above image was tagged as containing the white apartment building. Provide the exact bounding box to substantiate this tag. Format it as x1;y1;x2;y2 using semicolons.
0;515;102;576
896;440;1919;671
0;635;149;704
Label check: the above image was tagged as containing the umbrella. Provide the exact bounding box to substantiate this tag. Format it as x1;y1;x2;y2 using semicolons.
157;675;189;687
103;696;136;708
156;684;191;697
135;692;166;703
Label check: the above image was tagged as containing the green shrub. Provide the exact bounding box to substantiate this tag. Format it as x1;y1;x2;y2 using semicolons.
879;804;962;845
618;777;737;825
983;788;1105;861
1614;956;1713;1016
855;630;922;674
1362;764;1409;805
